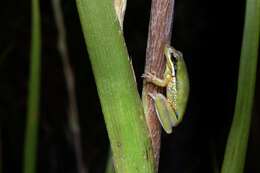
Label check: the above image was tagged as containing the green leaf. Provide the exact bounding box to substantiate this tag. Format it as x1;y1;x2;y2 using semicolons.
23;0;41;172
221;0;260;172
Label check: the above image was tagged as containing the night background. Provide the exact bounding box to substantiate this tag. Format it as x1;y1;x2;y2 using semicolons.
0;0;259;173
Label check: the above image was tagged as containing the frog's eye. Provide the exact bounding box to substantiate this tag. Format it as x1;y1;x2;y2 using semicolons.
170;53;178;62
171;50;182;60
170;52;178;66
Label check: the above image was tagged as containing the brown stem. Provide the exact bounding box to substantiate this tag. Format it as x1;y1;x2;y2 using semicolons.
51;0;87;172
142;0;175;169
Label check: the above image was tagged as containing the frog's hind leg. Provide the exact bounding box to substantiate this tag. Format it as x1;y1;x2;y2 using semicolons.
149;93;177;134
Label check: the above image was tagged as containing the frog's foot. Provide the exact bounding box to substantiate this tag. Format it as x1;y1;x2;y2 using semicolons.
141;72;157;82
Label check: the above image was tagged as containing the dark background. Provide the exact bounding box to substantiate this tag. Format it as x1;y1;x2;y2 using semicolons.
0;0;259;172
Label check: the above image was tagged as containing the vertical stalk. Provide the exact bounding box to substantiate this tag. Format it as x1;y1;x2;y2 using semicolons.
23;0;41;172
104;1;127;172
76;0;155;172
221;0;260;172
142;0;176;167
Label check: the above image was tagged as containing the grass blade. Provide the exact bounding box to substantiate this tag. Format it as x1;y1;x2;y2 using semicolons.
221;0;260;172
23;0;41;172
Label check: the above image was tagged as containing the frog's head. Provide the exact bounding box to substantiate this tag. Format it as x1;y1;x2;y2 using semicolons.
164;45;175;71
168;47;185;73
164;45;184;75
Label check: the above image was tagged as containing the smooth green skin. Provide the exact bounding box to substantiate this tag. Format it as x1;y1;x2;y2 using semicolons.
143;45;189;134
76;0;155;172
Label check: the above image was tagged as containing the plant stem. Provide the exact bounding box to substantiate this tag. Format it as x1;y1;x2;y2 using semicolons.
23;0;41;172
221;0;260;172
142;0;176;167
104;1;127;172
76;0;155;172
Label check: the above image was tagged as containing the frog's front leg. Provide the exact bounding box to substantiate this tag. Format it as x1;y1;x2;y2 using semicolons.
142;72;171;87
149;93;180;134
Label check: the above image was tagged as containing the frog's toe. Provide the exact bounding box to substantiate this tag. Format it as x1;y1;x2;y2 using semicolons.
148;92;156;100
